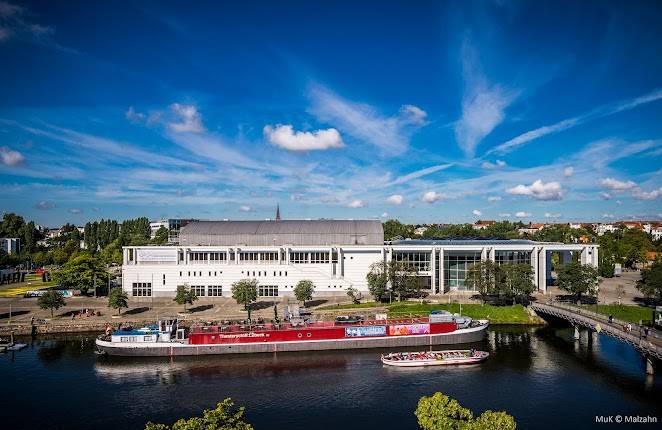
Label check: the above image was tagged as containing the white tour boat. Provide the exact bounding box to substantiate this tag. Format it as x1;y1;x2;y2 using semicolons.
381;349;489;367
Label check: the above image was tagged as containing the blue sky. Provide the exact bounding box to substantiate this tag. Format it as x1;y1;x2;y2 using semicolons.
1;0;661;227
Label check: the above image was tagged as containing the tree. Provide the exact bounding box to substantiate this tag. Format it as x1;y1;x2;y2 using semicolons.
637;260;662;302
53;253;110;294
500;264;535;304
466;260;500;304
108;288;129;315
38;290;66;318
100;238;124;265
174;284;198;312
346;286;363;304
144;398;254;430
415;392;517;430
388;259;420;301
231;279;258;311
598;255;615;278
152;226;169;245
383;220;415;240
293;280;314;306
556;261;599;304
367;261;389;301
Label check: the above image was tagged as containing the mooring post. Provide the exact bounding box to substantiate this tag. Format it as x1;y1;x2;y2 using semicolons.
646;356;654;375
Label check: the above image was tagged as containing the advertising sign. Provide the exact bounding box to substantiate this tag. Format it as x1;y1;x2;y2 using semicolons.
345;325;387;338
137;249;177;263
388;323;430;336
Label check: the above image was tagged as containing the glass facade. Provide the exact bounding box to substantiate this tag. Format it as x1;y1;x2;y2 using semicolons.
495;250;531;266
392;251;431;271
444;251;481;291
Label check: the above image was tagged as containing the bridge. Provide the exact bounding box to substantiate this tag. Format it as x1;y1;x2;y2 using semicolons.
530;302;662;375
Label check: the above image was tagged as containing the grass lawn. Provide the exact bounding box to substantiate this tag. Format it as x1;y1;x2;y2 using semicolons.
578;304;656;324
317;301;384;310
318;301;542;324
0;274;57;298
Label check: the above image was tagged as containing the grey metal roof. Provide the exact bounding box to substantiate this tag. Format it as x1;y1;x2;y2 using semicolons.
179;220;384;246
391;239;545;246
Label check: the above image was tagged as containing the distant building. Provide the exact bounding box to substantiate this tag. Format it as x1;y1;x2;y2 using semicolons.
472;220;496;230
414;226;427;236
518;223;545;236
149;220;169;239
0;238;20;254
595;223;617;236
652;226;662;241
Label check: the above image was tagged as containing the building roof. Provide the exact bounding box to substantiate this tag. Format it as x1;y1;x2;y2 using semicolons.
179;220;384;246
391;239;543;246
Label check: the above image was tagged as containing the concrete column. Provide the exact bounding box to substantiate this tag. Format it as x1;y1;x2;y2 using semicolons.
537;247;547;294
646;356;654;375
430;248;436;294
488;247;495;262
481;247;487;261
339;248;344;278
439;248;445;295
574;325;580;340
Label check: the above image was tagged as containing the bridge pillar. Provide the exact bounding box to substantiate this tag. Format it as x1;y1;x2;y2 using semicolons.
646;356;654;375
574;325;580;340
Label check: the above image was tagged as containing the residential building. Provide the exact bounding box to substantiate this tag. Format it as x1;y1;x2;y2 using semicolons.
472;220;496;230
517;223;545;236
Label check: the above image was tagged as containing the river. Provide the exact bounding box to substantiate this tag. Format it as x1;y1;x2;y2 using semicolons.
0;326;660;429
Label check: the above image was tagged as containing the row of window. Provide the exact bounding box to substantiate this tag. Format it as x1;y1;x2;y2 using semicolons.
241;270;288;277
392;251;432;271
258;285;278;297
132;282;152;297
188;285;224;297
180;271;224;277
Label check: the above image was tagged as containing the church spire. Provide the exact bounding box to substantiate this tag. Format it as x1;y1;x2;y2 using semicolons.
275;204;281;221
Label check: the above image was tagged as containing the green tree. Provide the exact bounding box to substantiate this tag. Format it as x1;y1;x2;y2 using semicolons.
108;288;129;315
152;226;170;245
99;238;123;265
556;261;599;304
38;290;66;318
415;392;517;430
367;261;389;301
389;259;420;301
231;279;258;312
637;260;662;301
174;284;198;312
383;219;415;240
500;264;535;304
144;398;253;430
466;260;500;304
598;255;615;278
293;280;314;306
53;253;110;294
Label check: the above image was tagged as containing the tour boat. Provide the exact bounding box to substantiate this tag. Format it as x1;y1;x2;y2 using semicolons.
95;311;489;357
381;349;489;367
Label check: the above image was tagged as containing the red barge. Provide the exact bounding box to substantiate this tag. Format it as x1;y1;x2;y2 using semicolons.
95;312;489;357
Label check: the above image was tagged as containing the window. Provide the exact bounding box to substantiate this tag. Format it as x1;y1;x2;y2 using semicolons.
290;252;307;263
240;252;259;261
209;252;227;261
310;252;330;264
190;252;208;263
191;285;205;296
393;251;431;271
495;251;531;266
444;252;481;291
179;271;182;277
259;252;278;262
258;285;278;297
162;274;166;286
132;282;152;297
208;285;223;296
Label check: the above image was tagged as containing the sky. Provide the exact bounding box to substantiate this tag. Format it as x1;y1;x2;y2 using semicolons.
1;0;661;227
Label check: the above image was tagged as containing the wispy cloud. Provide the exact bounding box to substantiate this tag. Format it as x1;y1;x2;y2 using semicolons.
263;124;344;151
599;177;637;191
308;84;426;156
632;187;662;200
389;164;452;186
168;103;205;133
454;40;517;158
489;88;662;155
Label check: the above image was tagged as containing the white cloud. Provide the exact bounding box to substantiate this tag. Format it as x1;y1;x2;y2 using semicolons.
564;166;574;177
0;146;25;166
126;106;146;123
35;200;55;210
454;40;516;158
68;208;83;214
422;191;447;203
263;124;344;151
348;199;365;208
487;196;502;202
389;164;452;186
544;212;561;218
381;212;389;218
308;84;424;156
602;213;615;219
599;177;637;191
632;187;662;200
481;160;506;169
386;194;404;205
506;179;563;201
489;88;662;155
399;104;428;125
239;205;252;212
472;209;482;216
599;192;611;200
499;213;511;217
515;211;531;218
169;103;205;133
